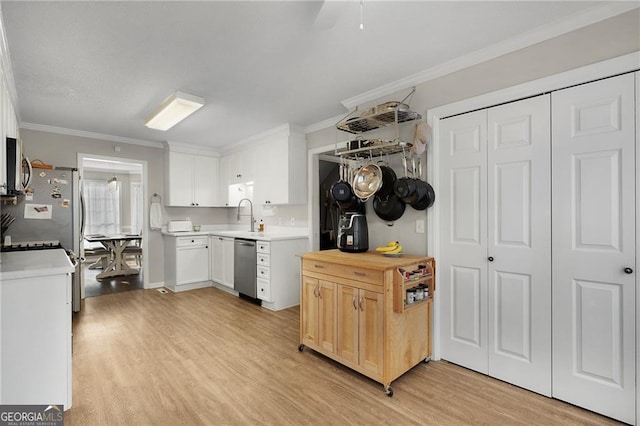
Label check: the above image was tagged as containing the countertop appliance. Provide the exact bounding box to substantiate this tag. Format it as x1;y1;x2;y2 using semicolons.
337;213;369;253
234;238;260;304
168;220;192;232
1;167;83;312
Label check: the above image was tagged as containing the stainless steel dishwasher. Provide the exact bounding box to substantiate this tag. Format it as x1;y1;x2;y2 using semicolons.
234;238;258;301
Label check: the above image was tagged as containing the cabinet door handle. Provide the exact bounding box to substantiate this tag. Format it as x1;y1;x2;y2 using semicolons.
314;285;319;297
488;256;494;262
359;296;364;311
353;271;365;277
624;267;633;274
314;264;324;269
352;296;357;310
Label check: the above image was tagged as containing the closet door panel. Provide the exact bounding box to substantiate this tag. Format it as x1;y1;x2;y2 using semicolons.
552;73;636;424
439;110;489;373
487;95;551;396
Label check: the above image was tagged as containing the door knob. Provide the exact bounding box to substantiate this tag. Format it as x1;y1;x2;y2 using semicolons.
624;267;633;274
488;256;494;262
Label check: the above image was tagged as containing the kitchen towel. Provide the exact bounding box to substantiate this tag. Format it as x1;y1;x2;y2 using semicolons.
150;200;163;230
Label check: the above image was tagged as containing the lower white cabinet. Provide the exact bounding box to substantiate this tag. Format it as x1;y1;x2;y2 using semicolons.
1;269;72;409
210;235;234;288
256;238;309;311
164;235;211;292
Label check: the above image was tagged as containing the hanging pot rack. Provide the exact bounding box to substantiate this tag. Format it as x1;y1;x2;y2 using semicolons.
335;87;422;159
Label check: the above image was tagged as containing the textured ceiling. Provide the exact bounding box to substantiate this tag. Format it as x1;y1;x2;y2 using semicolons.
1;1;623;150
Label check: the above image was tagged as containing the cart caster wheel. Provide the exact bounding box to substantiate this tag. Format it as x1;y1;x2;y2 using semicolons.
424;357;431;363
384;386;393;397
298;344;305;352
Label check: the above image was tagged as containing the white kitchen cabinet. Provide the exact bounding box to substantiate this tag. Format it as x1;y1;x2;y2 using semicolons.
0;75;18;195
257;237;309;311
220;151;254;206
164;235;211;292
0;250;73;409
210;235;234;289
252;124;306;205
165;149;219;207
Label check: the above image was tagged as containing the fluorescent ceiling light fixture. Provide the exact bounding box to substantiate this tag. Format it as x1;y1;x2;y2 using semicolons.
145;91;204;131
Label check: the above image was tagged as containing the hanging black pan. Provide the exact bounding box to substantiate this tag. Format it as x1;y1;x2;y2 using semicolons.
331;162;354;204
373;193;406;222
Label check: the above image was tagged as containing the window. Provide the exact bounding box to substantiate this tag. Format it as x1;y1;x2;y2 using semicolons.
130;181;143;235
84;179;121;235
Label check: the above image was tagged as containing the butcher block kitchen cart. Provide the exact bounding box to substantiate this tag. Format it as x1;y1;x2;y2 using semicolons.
299;249;435;396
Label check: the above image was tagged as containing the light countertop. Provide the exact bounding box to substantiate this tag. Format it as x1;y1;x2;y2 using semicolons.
0;249;75;280
162;226;309;241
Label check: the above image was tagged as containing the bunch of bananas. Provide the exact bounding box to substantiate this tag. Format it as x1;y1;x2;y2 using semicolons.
375;240;403;254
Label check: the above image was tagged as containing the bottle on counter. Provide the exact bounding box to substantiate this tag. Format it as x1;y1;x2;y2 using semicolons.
259;219;265;233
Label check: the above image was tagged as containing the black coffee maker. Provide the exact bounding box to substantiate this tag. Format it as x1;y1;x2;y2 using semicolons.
337;213;369;253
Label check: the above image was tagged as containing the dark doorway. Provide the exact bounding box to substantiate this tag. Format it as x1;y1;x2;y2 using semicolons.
319;160;340;250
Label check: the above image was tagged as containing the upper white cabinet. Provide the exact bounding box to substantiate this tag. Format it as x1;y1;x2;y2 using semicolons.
165;146;220;207
220;151;254;207
220;123;306;206
252;124;306;205
0;68;19;195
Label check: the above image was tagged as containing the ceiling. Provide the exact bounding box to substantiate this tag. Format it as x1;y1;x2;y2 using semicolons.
0;1;628;151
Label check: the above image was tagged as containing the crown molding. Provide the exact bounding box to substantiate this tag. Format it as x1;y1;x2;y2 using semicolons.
21;122;164;149
304;113;345;135
340;2;639;109
164;140;220;156
221;122;295;155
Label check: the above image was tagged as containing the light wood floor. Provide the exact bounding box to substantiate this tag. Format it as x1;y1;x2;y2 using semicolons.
68;287;621;425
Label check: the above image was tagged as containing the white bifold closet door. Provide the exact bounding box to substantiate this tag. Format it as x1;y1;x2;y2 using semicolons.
551;73;636;424
439;95;552;396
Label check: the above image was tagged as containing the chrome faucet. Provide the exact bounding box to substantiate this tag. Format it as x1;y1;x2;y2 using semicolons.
236;198;255;232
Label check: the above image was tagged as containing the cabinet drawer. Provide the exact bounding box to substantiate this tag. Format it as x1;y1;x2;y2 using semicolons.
302;259;383;285
257;277;271;302
177;236;208;247
257;253;270;267
257;265;270;280
256;241;270;254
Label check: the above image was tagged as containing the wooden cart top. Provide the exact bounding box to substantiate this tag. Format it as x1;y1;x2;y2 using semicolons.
301;249;432;271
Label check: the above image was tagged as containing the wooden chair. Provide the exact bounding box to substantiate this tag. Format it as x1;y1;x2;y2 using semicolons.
84;246;111;269
123;236;142;266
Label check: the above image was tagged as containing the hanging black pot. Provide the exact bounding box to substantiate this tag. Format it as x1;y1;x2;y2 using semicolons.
376;164;397;198
373;193;406;222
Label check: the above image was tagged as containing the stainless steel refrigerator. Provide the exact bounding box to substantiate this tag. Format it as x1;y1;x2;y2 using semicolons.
2;167;84;312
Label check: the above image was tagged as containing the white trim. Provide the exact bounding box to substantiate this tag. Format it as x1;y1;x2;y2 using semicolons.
221;123;297;155
341;3;639;109
427;51;640;364
164;141;220;157
635;70;639;426
304;113;345;135
77;153;150;291
24;122;164;148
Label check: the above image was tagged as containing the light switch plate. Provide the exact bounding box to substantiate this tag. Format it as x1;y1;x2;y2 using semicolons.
416;219;425;234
